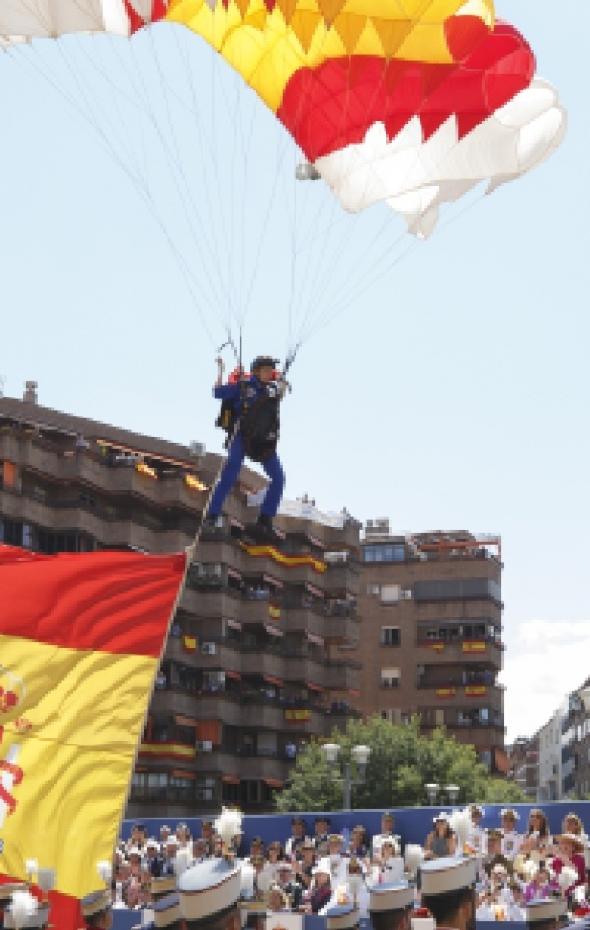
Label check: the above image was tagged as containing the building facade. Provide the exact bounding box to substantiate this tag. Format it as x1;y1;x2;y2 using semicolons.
0;393;361;814
347;519;505;772
508;735;539;800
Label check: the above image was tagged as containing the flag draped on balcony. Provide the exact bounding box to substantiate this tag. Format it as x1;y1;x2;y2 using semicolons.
0;545;186;910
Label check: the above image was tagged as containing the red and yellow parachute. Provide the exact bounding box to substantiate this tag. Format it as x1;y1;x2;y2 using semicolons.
0;0;565;237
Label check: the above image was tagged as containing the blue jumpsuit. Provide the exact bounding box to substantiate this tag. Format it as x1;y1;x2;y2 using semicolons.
208;377;286;520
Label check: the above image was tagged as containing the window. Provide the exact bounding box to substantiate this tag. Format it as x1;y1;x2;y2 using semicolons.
380;584;401;604
380;626;401;647
22;523;34;549
366;583;381;596
363;544;405;563
380;668;401;688
413;578;501;602
196;777;217;802
381;709;401;723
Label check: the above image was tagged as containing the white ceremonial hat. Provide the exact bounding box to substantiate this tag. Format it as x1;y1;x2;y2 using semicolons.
151;876;178;896
4;904;49;929
153;891;183;928
178;857;241;922
325;900;360;930
420;857;477;896
368;882;414;912
81;890;112;919
525;899;567;924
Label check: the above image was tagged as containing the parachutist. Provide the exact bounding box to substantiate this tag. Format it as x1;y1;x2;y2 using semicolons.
208;355;286;541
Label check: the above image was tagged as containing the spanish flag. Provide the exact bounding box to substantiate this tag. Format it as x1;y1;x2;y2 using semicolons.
0;545;186;905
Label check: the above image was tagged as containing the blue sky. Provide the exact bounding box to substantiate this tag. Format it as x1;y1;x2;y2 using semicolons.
0;2;588;742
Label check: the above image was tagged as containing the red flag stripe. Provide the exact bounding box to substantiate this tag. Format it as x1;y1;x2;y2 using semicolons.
0;547;186;657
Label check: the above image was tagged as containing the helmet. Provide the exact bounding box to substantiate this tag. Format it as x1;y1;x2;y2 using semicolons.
251;355;278;370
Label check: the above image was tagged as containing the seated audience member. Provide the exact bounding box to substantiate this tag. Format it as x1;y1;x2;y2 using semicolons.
348;825;369;860
500;809;523;860
286;817;309;860
200;820;215;856
561;813;588;842
161;836;179;875
521;809;552;861
267;886;290;913
295;840;317;889
468;804;485;854
372;812;400;857
276;861;304;909
309;865;332;914
176;823;192;848
524;865;559;902
551;833;586;892
320;834;349;886
192;837;209;864
144;838;163;877
424;813;457;860
314;816;332;856
372;839;404;884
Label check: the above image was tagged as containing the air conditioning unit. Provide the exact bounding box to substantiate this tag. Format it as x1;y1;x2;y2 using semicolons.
402;589;412;600
197;740;213;752
201;642;217;655
189;441;206;458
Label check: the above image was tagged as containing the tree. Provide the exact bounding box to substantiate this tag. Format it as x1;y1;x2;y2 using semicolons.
275;716;525;811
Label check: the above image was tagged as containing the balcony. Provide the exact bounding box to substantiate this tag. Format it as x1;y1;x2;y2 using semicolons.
415;639;503;668
193;750;289;783
324;562;360;596
324;661;360;692
165;638;242;676
181;588;241;621
416;683;504;710
241;650;286;680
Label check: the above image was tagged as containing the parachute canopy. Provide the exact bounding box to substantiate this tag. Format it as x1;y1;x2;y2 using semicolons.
0;0;565;237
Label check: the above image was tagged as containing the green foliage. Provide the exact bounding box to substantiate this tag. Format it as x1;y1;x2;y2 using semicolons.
275;715;525;812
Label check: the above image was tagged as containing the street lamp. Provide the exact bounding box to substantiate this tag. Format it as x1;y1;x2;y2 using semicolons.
424;782;440;805
445;784;460;805
322;743;372;810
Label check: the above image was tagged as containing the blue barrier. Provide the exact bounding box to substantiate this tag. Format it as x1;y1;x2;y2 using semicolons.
111;912;527;930
121;802;590;849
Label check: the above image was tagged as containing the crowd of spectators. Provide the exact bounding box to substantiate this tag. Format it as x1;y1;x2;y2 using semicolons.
114;807;590;922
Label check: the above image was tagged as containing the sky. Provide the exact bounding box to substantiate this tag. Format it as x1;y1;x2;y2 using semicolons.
0;2;588;744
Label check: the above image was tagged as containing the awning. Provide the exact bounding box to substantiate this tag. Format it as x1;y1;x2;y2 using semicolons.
306;632;324;646
171;769;197;780
264;624;284;637
222;774;241;785
226;618;242;631
263;778;284;789
305;583;324;599
263;675;284;687
225;670;242;680
306;681;324;693
175;714;199;727
263;573;283;589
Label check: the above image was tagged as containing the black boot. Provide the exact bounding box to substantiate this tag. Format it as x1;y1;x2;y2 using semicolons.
254;513;282;543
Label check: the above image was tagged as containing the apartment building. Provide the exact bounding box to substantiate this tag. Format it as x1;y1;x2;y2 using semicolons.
348;518;505;772
0;390;361;814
